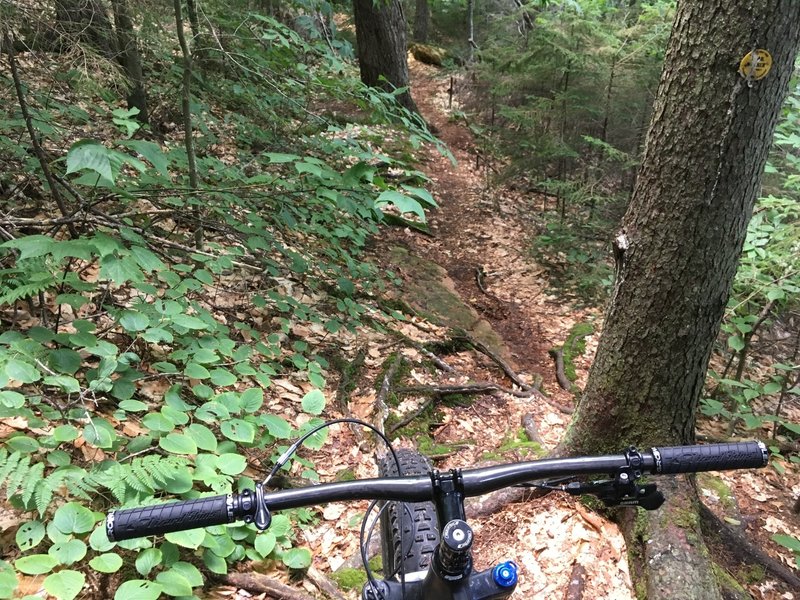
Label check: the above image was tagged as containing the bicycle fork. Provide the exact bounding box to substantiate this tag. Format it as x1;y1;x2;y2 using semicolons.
362;468;519;600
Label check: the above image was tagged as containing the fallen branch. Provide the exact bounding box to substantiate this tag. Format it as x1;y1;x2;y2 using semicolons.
564;562;586;600
397;382;536;398
307;566;346;600
375;356;403;435
223;572;316;600
521;413;542;444
699;501;800;590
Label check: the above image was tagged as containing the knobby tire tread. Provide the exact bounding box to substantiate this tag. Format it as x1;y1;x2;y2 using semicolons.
378;449;440;580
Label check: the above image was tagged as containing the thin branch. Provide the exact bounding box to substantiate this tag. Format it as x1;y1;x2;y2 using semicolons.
3;30;78;238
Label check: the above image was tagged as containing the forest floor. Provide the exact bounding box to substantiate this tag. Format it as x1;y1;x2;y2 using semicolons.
212;59;800;599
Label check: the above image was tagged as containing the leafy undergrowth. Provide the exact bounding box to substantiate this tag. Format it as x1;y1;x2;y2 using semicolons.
0;6;447;599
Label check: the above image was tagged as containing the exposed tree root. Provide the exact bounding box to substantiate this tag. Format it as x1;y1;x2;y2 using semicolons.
699;501;800;590
548;346;571;391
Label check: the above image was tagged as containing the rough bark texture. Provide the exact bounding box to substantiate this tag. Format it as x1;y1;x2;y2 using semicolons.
111;0;148;124
353;0;418;113
413;0;429;43
561;1;800;598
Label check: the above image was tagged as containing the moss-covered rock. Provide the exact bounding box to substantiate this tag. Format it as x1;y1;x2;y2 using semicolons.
409;43;447;66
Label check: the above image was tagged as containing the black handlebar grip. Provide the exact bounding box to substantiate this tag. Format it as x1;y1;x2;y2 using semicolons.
652;442;768;475
106;494;234;541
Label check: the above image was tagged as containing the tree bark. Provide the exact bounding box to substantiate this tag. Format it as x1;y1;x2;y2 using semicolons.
111;0;148;124
413;0;429;43
561;1;800;598
353;0;418;113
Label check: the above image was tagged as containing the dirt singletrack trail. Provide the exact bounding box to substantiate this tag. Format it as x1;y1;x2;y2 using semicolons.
371;58;637;599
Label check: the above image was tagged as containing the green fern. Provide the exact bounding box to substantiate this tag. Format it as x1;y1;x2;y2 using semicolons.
89;455;190;503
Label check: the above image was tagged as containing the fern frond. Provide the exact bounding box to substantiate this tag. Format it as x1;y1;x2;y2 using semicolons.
21;462;44;506
0;280;54;305
5;454;31;500
0;450;19;486
34;479;55;517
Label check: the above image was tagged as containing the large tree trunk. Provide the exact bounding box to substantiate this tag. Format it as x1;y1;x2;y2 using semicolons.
110;0;148;124
561;1;800;598
413;0;429;43
352;0;418;113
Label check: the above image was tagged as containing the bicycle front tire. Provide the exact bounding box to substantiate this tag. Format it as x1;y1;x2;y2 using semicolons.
378;449;440;580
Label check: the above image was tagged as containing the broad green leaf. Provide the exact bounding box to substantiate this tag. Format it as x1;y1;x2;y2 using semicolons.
43;569;84;600
122;140;169;176
375;190;426;221
209;368;236;386
135;548;162;576
203;549;228;574
89;552;123;573
170;561;202;587
187;423;217;451
221;419;255;443
48;539;87;565
159;433;198;455
265;153;300;163
16;521;45;552
52;502;95;535
240;388;264;413
119;310;150;332
184;362;210;379
15;554;57;575
217;453;247;475
165;528;205;549
772;534;800;552
254;532;276;557
83;418;116;448
155;569;192;597
171;314;208;330
89;524;116;552
0;390;25;409
1;235;54;259
0;560;17;597
269;514;291;538
4;359;40;384
119;399;148;412
113;580;163;600
43;376;81;394
282;547;312;569
727;335;745;352
142;412;176;433
66;140;114;183
48;349;82;375
101;254;144;285
301;389;325;415
261;414;291;438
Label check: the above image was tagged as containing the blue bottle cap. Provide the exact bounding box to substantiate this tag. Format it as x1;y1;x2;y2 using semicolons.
493;560;518;588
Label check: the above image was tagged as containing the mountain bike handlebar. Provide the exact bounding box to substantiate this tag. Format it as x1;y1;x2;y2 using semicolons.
106;441;767;542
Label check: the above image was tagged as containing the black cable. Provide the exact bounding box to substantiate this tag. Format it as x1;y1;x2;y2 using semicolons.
260;418;405;599
360;499;386;600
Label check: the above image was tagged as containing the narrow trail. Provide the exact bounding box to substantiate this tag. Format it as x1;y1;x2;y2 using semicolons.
372;58;636;600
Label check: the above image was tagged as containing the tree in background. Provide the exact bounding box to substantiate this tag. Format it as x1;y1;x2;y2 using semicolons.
561;1;800;597
353;0;419;112
413;0;430;42
111;0;148;124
